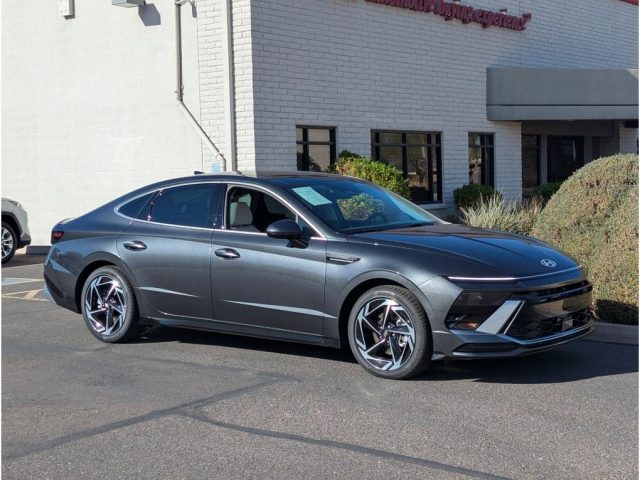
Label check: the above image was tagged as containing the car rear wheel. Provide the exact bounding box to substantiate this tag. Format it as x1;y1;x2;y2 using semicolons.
1;222;17;264
348;285;432;380
81;266;140;343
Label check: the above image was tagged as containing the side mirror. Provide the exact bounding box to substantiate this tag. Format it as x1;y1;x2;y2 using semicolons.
266;219;306;247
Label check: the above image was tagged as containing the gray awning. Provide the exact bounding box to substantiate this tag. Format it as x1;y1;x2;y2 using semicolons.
487;68;638;121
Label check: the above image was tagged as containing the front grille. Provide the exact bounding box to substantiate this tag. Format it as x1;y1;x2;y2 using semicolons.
520;281;592;304
504;309;591;341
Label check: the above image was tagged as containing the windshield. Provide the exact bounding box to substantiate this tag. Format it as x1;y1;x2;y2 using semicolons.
281;177;440;234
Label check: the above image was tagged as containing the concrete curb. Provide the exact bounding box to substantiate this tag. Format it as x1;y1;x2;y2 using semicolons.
585;321;638;346
25;246;50;255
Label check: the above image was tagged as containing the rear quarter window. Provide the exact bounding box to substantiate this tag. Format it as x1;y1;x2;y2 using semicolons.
117;193;155;219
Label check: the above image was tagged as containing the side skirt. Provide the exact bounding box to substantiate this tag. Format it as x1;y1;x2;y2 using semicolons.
146;316;341;349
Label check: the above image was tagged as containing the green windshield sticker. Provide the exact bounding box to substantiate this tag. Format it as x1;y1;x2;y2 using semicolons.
292;186;332;206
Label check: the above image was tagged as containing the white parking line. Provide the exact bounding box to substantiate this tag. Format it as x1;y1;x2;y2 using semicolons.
2;278;42;286
2;289;47;302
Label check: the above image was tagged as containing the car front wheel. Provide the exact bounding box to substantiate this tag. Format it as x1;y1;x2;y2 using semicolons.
1;222;17;264
348;285;432;380
81;266;140;343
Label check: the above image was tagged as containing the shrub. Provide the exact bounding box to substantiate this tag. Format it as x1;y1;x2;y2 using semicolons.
334;151;410;198
337;193;385;221
458;195;543;235
532;181;563;203
531;153;639;324
453;184;502;210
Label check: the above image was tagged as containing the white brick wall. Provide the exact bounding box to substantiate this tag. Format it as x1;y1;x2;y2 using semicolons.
197;0;257;173
1;0;203;244
246;0;638;204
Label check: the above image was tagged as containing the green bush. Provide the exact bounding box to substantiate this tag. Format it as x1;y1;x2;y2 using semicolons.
337;193;385;221
532;181;563;203
531;154;639;324
453;184;502;210
588;188;639;324
458;195;543;235
334;151;410;199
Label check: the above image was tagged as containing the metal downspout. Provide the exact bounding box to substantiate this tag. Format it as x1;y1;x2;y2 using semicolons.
221;0;237;172
174;2;227;171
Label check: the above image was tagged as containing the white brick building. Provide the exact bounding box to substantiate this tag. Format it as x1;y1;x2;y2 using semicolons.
2;0;638;245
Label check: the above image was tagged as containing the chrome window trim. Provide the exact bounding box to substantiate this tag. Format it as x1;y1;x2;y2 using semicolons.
113;180;224;231
222;182;327;240
447;266;582;283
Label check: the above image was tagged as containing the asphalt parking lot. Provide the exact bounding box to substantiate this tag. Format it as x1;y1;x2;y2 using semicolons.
2;256;638;479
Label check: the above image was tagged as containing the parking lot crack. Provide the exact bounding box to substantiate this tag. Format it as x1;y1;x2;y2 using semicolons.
179;411;511;480
3;378;280;461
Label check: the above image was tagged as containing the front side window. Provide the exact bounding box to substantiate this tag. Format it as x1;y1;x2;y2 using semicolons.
296;126;336;172
468;133;494;186
282;177;439;234
226;186;315;236
146;184;218;228
371;131;442;203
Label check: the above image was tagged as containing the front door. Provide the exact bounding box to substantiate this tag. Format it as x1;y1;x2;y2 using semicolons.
547;136;584;183
118;183;220;320
211;185;327;336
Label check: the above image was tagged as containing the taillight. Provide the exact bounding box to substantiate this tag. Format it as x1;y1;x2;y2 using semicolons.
51;229;64;244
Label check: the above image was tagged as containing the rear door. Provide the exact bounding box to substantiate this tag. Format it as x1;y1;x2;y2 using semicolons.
117;182;221;320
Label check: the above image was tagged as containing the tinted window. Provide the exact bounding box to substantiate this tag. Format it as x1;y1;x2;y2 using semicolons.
118;193;154;219
226;186;316;236
148;184;217;228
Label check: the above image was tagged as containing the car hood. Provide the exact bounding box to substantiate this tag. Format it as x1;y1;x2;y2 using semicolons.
349;223;578;278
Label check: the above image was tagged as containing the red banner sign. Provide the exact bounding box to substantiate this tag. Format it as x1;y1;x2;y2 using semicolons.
365;0;532;31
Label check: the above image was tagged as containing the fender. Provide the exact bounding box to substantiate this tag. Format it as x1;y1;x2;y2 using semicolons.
325;269;438;341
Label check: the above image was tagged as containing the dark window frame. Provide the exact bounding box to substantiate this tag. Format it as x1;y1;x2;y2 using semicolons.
296;126;337;172
521;134;541;190
468;133;495;186
370;130;443;203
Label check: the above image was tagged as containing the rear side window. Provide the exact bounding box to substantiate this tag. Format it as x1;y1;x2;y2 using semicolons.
118;193;155;219
148;184;218;228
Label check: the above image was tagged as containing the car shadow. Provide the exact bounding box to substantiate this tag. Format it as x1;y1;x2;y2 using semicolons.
2;254;46;268
135;326;637;384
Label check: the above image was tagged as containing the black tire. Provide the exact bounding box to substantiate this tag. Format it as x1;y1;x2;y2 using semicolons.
80;266;140;343
1;221;18;264
348;285;432;380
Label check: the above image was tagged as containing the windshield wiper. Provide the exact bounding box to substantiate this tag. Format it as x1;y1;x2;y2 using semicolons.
346;222;432;234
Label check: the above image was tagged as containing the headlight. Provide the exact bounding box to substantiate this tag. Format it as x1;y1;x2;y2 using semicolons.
6;199;21;208
445;292;510;330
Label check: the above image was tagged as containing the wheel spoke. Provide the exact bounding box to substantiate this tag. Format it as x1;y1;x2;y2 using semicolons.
365;338;387;355
388;335;405;368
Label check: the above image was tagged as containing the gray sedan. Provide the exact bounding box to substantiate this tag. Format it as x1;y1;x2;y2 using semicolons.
44;173;593;379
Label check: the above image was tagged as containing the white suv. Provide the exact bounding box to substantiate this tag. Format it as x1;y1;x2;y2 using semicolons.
2;198;31;264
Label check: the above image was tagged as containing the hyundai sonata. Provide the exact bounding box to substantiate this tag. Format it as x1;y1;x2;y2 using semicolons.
44;173;593;379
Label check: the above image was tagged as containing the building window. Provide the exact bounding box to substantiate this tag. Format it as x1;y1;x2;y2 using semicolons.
468;133;494;186
521;134;540;197
371;130;442;203
296;126;336;172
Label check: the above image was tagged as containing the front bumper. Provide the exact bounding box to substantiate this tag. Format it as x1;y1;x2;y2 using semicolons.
433;278;595;359
18;232;31;249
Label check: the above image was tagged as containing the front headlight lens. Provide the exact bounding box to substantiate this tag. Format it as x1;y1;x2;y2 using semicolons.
445;292;510;331
6;199;21;208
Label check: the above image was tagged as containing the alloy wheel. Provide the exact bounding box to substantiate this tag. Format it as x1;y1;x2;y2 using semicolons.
354;298;416;371
1;226;14;260
84;275;127;336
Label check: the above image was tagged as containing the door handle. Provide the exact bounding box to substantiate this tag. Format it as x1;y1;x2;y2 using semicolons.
214;248;240;260
123;241;147;251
